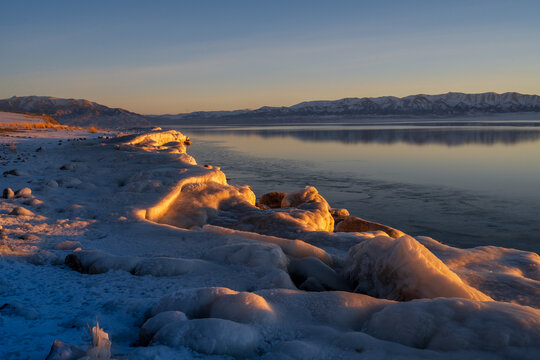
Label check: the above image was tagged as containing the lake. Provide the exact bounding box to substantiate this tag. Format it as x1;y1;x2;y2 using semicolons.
169;122;540;253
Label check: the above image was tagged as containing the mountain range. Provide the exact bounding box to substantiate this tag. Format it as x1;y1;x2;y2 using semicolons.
164;92;540;122
0;96;150;127
1;92;539;127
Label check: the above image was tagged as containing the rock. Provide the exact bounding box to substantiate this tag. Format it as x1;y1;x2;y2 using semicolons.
64;253;84;273
330;208;350;218
336;216;406;238
15;187;32;198
35;146;45;152
281;186;329;208
3;188;14;199
259;192;287;209
23;198;44;206
45;340;86;360
19;234;41;241
9;206;34;216
60;163;74;171
3;169;26;176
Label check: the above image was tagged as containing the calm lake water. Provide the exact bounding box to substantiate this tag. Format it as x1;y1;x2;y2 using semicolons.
169;122;540;253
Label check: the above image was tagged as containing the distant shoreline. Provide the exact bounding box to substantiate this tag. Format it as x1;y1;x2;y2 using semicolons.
153;111;540;126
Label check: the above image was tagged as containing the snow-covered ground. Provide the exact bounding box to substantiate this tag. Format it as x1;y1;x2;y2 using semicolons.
0;115;539;359
0;111;47;125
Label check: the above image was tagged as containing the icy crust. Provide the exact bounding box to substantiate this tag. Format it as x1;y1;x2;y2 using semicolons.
418;236;540;308
155;184;334;238
122;129;191;153
65;249;223;277
343;235;492;301
142;286;540;359
1;128;540;359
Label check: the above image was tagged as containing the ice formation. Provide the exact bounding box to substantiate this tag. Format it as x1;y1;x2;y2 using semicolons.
0;124;539;359
343;235;492;301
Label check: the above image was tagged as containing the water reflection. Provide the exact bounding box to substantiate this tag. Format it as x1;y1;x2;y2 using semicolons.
176;123;540;252
186;126;540;146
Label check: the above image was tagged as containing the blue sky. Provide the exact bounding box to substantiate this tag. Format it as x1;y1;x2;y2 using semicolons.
1;0;539;114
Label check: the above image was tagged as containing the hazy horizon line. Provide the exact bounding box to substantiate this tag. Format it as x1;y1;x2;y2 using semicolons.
3;90;540;116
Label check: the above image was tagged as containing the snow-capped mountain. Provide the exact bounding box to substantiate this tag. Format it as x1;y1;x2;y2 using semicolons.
0;96;150;127
166;92;540;122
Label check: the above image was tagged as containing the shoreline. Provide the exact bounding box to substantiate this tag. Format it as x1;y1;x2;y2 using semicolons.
1;124;539;359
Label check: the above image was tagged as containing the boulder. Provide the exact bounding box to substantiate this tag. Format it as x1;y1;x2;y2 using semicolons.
45;340;85;360
259;192;287;209
15;187;32;198
3;188;14;199
336;216;406;238
9;206;34;216
330;208;350;218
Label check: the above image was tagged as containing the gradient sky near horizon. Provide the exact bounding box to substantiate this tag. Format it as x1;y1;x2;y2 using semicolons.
1;0;540;114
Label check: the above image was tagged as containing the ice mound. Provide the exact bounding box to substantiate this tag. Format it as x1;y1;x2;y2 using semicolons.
343;235;492;301
122;130;191;153
203;241;288;270
153;318;260;357
210;291;277;325
139;311;188;346
156;183;334;238
159;181;256;229
365;298;540;354
203;225;334;266
65;250;221;276
418;236;540;307
146;286;540;358
152;287;239;318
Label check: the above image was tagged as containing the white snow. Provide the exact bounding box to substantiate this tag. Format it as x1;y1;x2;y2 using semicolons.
0;111;46;125
343;235;492;301
0;120;539;359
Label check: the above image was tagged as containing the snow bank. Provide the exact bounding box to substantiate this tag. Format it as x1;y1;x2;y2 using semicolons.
153;318;260;357
202;225;334;266
152;287;239;318
343;235;492;301
65;250;222;277
365;298;540;354
418;236;540;307
147;286;540;359
203;241;288;270
139;311;188;346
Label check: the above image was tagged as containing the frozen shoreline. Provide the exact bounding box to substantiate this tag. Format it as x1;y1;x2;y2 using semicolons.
0;119;539;359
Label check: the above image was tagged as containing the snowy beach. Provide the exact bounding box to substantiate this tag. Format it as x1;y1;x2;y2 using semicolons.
1;115;539;359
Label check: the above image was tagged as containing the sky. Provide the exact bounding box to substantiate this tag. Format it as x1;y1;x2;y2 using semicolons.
1;0;539;114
